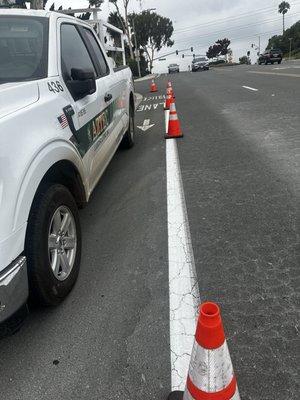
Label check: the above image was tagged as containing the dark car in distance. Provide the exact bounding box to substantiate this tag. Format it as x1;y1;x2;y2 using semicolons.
168;63;180;73
258;49;283;65
192;57;210;71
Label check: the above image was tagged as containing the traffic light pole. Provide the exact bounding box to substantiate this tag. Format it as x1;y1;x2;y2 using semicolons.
132;19;141;78
153;47;193;61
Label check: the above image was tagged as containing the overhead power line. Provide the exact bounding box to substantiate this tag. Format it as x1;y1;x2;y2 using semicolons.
154;28;288;62
173;12;300;46
173;0;300;34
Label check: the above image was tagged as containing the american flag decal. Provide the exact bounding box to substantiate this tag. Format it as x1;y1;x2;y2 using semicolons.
58;113;69;129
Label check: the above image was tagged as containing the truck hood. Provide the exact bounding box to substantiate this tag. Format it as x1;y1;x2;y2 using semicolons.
0;81;39;120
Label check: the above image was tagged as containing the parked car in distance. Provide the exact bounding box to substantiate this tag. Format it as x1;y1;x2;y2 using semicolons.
168;63;180;73
258;49;283;65
192;57;209;71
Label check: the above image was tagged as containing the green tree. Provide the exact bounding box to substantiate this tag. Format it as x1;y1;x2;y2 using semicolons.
267;20;300;56
89;0;104;6
278;1;290;33
109;0;134;59
239;56;249;64
107;11;148;76
107;11;125;46
216;38;231;56
206;38;231;59
128;10;174;72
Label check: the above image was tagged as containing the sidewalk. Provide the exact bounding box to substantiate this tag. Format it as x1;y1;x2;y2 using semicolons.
134;73;159;82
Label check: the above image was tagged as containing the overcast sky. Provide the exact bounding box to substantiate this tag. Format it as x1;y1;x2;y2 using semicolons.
48;0;300;72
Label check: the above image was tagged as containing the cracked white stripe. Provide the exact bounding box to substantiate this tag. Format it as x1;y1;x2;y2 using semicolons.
166;139;200;391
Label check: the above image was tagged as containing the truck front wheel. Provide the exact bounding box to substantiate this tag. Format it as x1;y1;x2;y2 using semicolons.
25;184;81;306
121;104;135;149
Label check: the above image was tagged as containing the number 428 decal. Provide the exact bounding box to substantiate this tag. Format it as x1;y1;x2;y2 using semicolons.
48;81;64;93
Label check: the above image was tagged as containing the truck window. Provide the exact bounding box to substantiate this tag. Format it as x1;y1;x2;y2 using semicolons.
61;24;96;81
0;16;48;84
83;28;109;76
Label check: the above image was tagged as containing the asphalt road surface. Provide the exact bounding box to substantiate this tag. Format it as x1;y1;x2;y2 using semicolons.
0;61;299;400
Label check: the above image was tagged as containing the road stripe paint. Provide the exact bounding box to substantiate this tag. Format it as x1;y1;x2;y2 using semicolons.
248;71;300;78
165;109;170;134
242;85;258;91
166;138;200;391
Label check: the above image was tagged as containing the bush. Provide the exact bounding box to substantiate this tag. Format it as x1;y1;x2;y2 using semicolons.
209;59;226;65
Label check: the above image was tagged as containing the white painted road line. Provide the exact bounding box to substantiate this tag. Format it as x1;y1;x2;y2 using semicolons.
242;85;258;91
165;109;170;134
248;71;300;78
166;139;200;391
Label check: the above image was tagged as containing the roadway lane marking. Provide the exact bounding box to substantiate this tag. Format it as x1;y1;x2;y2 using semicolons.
248;71;300;78
242;85;258;91
166;138;200;391
137;119;155;132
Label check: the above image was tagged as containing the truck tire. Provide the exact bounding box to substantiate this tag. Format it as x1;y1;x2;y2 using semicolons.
25;184;81;306
121;104;135;149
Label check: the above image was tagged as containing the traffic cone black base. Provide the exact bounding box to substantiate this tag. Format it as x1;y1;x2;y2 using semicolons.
167;391;184;400
165;133;183;139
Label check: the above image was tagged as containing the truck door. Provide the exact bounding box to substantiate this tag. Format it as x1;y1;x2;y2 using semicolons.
81;27;127;160
57;21;113;192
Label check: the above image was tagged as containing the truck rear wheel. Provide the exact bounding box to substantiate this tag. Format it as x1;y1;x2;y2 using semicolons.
121;104;135;149
25;184;81;306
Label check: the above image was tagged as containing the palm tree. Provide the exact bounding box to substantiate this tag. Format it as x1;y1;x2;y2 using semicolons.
278;1;291;34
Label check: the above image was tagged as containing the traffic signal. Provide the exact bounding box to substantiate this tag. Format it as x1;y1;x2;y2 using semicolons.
247;50;250;56
193;54;195;58
176;50;179;55
191;47;193;52
182;54;185;58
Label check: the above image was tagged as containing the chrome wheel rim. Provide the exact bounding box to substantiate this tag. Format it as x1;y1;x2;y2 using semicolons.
48;206;77;281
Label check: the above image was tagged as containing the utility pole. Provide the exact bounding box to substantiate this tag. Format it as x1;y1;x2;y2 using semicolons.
132;19;141;78
289;38;293;61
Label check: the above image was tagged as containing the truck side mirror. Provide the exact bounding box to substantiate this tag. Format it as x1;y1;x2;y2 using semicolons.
67;68;96;101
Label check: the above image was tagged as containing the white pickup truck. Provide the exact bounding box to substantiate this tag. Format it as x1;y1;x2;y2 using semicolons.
0;9;135;334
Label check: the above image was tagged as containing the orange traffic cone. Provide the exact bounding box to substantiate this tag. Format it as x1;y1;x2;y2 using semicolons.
167;302;240;400
165;102;183;139
166;81;175;98
164;88;174;110
150;79;158;92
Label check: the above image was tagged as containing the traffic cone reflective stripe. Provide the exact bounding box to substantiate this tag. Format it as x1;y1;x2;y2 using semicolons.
165;102;183;139
164;91;174;110
166;84;175;99
183;303;240;400
187;341;235;394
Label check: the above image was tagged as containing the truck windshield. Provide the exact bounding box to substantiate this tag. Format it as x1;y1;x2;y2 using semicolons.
0;16;48;84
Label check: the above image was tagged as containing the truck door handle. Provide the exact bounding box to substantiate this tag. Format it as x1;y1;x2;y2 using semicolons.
104;93;112;102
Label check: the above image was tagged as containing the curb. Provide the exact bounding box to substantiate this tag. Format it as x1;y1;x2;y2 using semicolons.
134;74;159;82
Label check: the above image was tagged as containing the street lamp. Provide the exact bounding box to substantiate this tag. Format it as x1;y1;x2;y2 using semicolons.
288;38;293;61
